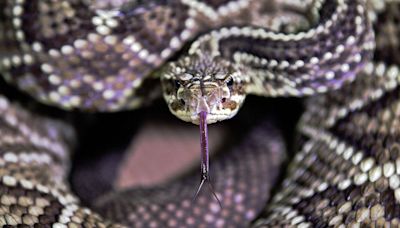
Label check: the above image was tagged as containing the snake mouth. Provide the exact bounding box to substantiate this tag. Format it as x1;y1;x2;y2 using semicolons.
169;96;244;125
172;110;238;125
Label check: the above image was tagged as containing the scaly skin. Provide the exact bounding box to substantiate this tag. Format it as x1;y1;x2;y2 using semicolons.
0;0;396;227
0;94;286;227
162;0;373;124
255;1;400;227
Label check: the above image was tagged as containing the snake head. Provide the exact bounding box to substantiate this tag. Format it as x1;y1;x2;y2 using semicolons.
161;53;246;124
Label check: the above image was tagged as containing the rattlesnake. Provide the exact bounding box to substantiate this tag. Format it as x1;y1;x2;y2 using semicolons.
0;0;397;227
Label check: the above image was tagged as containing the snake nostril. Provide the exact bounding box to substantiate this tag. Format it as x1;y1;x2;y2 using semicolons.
221;98;226;103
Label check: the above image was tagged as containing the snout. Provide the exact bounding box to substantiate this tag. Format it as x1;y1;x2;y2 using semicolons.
172;83;242;124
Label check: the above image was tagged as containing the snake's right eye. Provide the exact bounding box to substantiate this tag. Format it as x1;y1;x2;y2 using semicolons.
174;80;181;88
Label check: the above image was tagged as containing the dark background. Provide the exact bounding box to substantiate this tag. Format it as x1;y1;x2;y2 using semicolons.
0;76;304;207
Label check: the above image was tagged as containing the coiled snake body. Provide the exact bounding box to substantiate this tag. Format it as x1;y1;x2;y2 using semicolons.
0;0;397;227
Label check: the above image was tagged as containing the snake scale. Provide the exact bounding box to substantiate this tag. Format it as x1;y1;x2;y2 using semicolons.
0;0;398;227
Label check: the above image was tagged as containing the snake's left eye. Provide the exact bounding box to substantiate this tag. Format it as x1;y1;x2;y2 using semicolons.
226;78;233;87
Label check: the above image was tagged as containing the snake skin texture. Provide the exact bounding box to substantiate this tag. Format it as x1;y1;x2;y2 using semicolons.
160;0;375;124
0;0;301;111
0;96;122;227
255;1;400;227
256;64;400;227
0;0;373;113
94;121;284;227
0;94;286;227
1;0;399;227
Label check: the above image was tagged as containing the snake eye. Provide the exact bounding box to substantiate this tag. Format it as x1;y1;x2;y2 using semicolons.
226;78;233;87
174;80;181;88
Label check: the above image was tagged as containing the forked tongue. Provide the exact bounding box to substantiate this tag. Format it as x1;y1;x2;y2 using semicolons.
193;110;222;208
